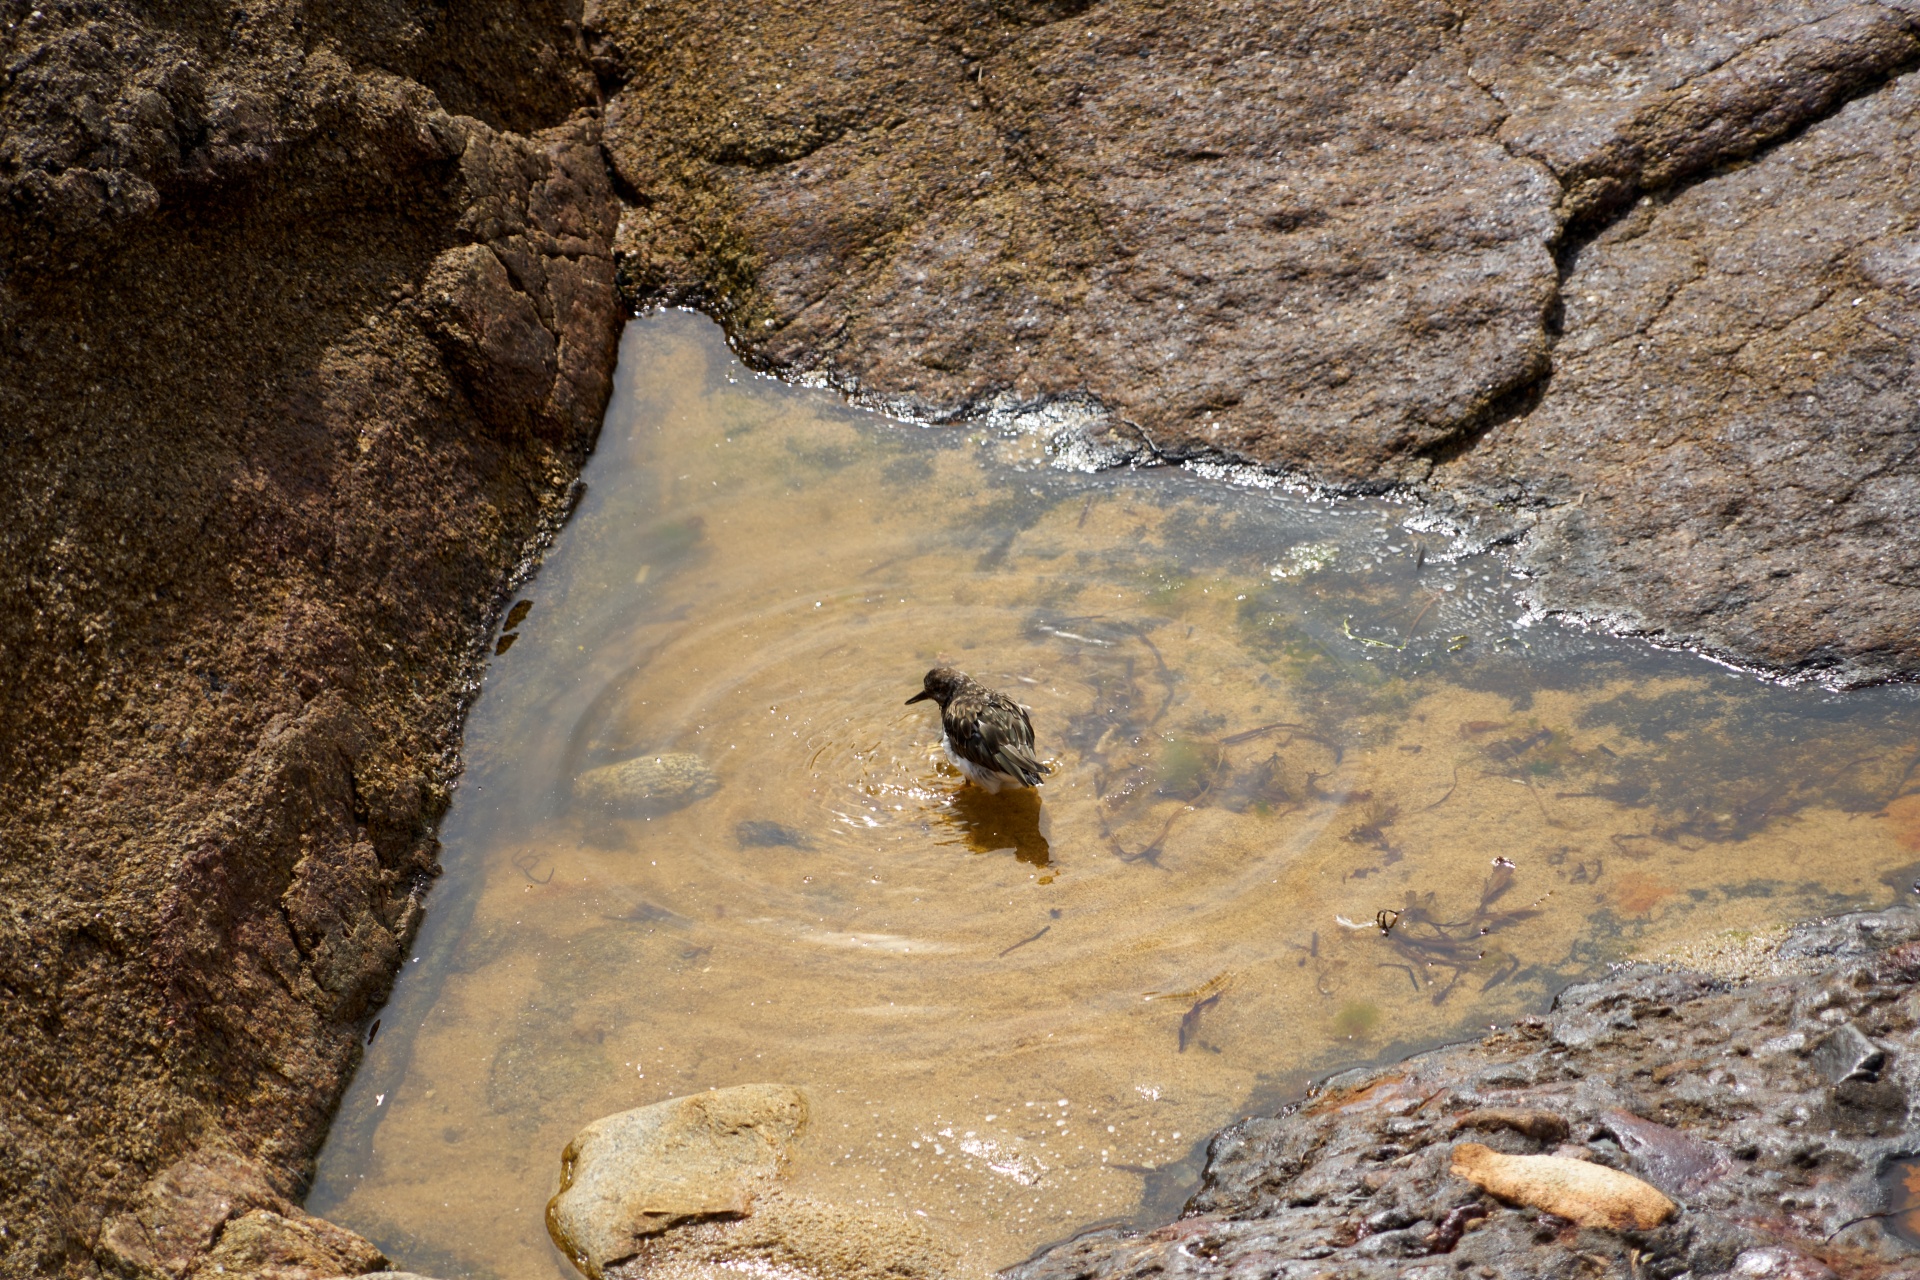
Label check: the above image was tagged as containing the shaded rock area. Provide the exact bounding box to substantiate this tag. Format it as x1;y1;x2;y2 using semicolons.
0;0;620;1275
593;0;1920;681
1009;909;1920;1279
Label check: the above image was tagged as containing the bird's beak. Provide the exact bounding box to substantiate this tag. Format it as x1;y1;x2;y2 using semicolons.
904;690;933;705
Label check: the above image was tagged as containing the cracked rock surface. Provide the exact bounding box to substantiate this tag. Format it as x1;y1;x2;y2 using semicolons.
1009;909;1920;1280
596;0;1920;680
1437;68;1920;681
0;0;619;1275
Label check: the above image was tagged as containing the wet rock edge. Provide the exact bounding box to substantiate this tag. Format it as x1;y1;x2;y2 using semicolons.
1008;908;1920;1280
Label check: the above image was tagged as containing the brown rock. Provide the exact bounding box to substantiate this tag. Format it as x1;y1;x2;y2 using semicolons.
100;1145;388;1280
1452;1107;1571;1144
0;0;619;1273
1467;0;1920;223
1440;70;1920;682
598;0;1920;678
598;0;1562;483
546;1085;809;1277
547;1086;958;1280
186;1208;388;1280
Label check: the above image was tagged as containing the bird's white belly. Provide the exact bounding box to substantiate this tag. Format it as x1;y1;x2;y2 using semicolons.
942;735;1009;793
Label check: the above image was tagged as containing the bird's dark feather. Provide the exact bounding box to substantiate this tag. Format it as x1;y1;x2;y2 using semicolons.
942;683;1050;787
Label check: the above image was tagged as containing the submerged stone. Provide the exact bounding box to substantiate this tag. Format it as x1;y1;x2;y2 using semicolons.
575;753;719;815
546;1084;807;1277
547;1084;957;1280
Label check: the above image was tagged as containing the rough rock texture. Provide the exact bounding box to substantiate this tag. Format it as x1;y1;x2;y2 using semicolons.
0;0;621;1275
595;0;1920;680
1437;69;1920;680
7;0;1920;1275
546;1084;808;1276
546;1085;958;1280
1009;909;1920;1280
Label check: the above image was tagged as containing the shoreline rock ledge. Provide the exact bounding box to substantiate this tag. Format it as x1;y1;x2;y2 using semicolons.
1010;908;1920;1280
593;0;1920;685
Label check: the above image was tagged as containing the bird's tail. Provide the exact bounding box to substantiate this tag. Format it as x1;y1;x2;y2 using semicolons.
997;746;1051;787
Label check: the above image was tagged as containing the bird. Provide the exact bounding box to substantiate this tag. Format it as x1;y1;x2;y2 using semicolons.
905;667;1051;794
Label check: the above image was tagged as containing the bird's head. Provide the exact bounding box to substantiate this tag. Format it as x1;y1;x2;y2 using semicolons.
905;666;966;708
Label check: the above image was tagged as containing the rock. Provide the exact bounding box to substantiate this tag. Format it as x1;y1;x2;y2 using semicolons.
101;1144;390;1280
1597;1110;1729;1199
575;754;720;815
1452;1108;1570;1144
1010;909;1920;1280
604;1192;959;1280
1449;1143;1677;1231
187;1208;388;1280
1441;68;1920;683
1733;1246;1840;1279
595;0;1920;679
545;1084;808;1277
0;0;620;1271
1810;1022;1887;1084
548;1086;956;1280
735;820;816;849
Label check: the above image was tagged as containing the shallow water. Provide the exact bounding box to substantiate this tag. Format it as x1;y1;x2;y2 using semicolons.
310;313;1920;1278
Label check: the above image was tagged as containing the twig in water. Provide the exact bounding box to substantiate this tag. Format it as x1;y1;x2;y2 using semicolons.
512;851;554;885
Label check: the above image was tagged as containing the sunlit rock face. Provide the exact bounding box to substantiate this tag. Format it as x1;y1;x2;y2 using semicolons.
595;0;1920;680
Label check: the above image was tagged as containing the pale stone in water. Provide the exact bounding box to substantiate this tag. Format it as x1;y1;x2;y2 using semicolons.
574;753;719;815
546;1085;807;1278
547;1085;958;1280
607;1191;959;1280
1450;1142;1676;1231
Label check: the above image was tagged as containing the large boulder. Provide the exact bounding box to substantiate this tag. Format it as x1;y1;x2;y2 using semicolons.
594;0;1920;679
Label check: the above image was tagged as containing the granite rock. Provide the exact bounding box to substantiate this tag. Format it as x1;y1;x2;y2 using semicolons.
596;0;1920;679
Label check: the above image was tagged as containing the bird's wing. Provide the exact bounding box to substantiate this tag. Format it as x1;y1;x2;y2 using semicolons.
976;697;1050;785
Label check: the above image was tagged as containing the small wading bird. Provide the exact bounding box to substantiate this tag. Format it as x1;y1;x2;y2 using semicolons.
906;667;1051;794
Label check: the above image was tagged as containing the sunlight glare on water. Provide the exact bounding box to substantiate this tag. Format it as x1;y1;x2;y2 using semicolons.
309;313;1920;1279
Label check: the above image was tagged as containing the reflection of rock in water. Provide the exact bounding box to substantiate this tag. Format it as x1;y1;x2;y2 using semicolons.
574;752;719;815
943;786;1050;867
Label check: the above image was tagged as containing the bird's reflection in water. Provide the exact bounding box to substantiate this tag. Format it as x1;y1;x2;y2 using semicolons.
943;785;1052;867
